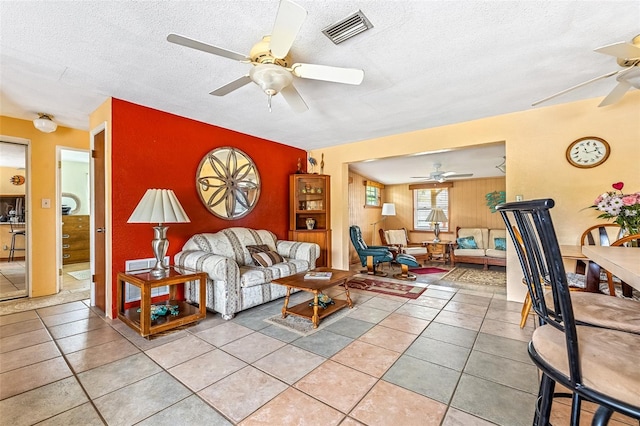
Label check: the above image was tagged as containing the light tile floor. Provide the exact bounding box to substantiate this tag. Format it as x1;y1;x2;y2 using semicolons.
0;266;637;425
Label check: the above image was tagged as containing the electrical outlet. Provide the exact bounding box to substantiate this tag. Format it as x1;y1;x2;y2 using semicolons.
2;245;7;250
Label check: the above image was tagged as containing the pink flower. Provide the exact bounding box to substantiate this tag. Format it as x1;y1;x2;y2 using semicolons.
622;195;637;206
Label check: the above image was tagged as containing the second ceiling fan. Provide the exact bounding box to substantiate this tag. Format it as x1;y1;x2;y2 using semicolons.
411;163;473;183
167;0;365;112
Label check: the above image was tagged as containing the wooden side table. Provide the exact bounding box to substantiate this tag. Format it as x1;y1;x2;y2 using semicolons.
422;241;454;265
117;266;206;338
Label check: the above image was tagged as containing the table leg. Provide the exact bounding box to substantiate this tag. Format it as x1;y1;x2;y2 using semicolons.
584;261;603;293
343;279;353;308
282;287;291;318
312;291;320;328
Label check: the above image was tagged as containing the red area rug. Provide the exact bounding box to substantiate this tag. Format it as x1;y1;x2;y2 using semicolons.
409;267;448;274
347;277;427;299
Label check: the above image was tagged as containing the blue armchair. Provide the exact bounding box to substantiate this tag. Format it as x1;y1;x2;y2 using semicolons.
349;225;394;276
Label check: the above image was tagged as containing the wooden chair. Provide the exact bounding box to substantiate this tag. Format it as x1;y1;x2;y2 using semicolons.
379;228;429;264
604;233;640;297
499;199;640;425
577;224;623;292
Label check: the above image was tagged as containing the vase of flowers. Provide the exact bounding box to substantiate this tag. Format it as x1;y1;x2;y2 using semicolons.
591;182;640;236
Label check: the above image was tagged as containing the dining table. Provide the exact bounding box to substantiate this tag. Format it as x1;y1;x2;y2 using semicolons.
582;245;640;292
560;245;602;293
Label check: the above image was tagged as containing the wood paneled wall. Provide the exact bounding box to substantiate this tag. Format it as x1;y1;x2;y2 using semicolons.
348;171;506;259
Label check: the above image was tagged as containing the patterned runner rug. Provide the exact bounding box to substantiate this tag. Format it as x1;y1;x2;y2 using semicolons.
347;277;427;299
441;267;506;286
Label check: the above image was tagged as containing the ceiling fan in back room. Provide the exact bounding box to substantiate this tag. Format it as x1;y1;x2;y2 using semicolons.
411;163;474;183
167;0;367;112
533;34;640;107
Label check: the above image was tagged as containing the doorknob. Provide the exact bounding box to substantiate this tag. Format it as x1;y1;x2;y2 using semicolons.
96;227;105;233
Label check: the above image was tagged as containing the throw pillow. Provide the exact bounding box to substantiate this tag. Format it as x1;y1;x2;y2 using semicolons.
457;236;478;249
246;244;271;254
251;251;284;267
494;237;507;251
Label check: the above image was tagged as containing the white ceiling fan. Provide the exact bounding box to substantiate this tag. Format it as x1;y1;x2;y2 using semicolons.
410;163;473;183
533;34;640;108
167;0;364;113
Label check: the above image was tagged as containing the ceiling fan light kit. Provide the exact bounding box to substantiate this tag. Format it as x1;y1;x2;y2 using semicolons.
167;0;365;113
33;113;58;133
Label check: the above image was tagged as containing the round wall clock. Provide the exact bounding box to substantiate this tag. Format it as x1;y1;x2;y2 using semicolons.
565;137;610;168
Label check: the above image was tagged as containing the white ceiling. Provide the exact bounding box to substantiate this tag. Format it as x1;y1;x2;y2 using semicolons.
1;1;638;182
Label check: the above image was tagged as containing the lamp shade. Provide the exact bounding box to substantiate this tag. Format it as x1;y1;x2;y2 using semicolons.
128;189;190;224
426;208;448;223
33;114;57;133
381;203;396;216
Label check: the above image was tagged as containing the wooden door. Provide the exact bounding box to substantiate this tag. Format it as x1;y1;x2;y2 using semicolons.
93;129;106;313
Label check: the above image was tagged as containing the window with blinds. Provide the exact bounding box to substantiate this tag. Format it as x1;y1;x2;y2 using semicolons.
413;188;449;231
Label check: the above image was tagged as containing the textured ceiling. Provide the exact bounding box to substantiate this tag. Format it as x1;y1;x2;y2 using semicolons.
1;1;638;182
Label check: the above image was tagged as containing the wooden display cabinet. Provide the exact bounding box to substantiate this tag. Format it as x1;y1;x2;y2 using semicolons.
289;174;331;267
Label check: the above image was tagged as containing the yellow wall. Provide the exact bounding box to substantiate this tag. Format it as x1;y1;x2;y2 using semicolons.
315;91;640;302
0;116;89;297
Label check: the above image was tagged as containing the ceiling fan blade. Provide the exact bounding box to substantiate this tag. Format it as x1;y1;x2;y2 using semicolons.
447;173;473;178
210;75;252;96
280;84;309;113
291;63;364;85
531;70;620;106
441;171;456;177
598;80;632;107
269;0;307;59
594;41;640;59
167;33;249;62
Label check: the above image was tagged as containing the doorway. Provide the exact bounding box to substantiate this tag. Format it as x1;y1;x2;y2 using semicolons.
58;148;91;295
0;140;29;301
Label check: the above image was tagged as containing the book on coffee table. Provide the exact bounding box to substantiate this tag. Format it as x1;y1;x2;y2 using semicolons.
304;271;333;280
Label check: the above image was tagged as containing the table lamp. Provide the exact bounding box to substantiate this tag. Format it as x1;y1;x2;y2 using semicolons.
426;208;448;242
127;189;190;277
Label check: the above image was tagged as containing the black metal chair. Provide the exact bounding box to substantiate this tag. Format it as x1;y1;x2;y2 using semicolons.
497;199;640;426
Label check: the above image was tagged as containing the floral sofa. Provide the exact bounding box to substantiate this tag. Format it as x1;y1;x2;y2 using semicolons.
174;227;320;319
451;227;507;269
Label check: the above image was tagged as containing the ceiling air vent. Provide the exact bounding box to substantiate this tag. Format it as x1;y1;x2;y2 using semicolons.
322;10;373;45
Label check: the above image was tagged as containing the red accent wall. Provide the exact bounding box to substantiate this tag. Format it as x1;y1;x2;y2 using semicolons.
110;99;306;317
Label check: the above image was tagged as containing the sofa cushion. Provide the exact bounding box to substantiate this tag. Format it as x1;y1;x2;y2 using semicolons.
457;228;487;249
240;259;308;288
488;229;507;249
246;244;271;254
485;248;507;258
403;246;428;256
251;251;284;267
457;236;478;249
385;229;408;245
454;248;486;257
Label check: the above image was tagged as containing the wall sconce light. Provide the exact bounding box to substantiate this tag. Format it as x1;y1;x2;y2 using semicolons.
33;113;58;133
496;156;506;173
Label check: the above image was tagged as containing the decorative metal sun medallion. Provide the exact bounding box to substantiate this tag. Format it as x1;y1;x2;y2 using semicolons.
196;147;261;219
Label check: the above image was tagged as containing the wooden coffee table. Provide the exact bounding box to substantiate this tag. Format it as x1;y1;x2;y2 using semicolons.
273;268;355;328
